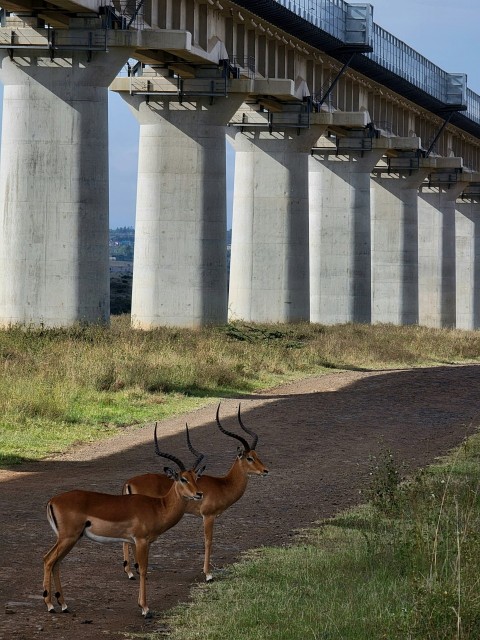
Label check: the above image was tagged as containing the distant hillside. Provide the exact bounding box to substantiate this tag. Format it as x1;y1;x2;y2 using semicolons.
110;227;230;245
110;227;134;262
109;228;134;314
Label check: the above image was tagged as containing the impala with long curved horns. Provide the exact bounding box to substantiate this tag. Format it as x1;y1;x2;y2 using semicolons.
43;425;205;618
123;403;269;581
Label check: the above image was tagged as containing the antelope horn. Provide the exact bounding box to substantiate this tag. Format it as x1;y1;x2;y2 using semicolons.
215;403;250;451
185;423;206;472
154;422;186;471
237;403;258;450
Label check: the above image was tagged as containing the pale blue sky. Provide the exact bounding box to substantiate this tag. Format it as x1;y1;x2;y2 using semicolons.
368;0;480;90
108;0;480;228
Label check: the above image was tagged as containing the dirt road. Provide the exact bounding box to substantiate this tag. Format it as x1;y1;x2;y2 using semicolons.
1;365;479;640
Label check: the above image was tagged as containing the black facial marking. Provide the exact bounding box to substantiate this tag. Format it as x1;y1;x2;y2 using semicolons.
85;520;92;527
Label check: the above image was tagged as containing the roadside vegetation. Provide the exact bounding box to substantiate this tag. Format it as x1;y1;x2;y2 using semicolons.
161;437;480;640
1;317;479;465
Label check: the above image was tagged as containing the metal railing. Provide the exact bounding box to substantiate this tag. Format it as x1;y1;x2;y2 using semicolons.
274;0;373;46
230;55;256;79
368;25;465;107
229;104;311;131
0;25;108;59
274;0;349;41
466;89;480;125
126;60;242;99
0;0;145;31
129;75;230;98
104;0;145;30
273;0;480;126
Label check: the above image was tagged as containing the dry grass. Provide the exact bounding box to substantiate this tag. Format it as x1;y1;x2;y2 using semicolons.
1;317;479;464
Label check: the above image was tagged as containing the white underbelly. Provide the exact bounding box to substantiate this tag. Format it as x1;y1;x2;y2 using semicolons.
84;529;133;545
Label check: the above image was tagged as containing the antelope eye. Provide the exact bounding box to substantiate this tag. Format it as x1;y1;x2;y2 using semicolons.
180;477;188;484
246;456;254;462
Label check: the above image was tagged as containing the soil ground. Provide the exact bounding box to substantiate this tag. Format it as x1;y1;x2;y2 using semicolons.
1;365;479;640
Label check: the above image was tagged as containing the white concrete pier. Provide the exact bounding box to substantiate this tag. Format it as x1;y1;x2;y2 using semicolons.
228;125;321;323
417;180;462;328
309;141;382;325
371;167;425;326
122;93;244;328
455;195;480;330
0;38;129;327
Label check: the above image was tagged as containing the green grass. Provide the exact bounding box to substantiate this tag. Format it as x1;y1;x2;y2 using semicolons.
1;318;480;465
162;436;480;640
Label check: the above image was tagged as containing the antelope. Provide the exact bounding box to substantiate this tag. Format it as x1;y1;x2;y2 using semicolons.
123;403;269;581
43;426;205;618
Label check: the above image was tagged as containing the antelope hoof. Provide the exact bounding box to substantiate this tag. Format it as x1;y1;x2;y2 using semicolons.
47;605;56;613
55;594;69;612
127;572;135;580
206;573;214;582
142;608;152;619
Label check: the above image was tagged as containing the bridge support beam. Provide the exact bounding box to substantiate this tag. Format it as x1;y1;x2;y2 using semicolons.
122;94;244;328
228;126;323;323
0;44;130;328
455;197;480;329
309;145;383;324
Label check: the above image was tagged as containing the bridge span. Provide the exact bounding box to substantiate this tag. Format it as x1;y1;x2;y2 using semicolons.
0;0;478;329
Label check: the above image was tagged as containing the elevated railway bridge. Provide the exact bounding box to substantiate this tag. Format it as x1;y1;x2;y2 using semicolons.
0;0;479;328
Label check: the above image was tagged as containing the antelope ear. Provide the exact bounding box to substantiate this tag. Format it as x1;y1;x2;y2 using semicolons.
164;466;178;479
196;465;206;477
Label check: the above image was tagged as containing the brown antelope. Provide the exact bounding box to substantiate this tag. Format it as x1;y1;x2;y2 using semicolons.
43;425;205;618
123;403;269;581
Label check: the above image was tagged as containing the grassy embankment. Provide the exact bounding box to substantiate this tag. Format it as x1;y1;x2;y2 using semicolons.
1;316;479;465
1;317;480;465
1;318;480;638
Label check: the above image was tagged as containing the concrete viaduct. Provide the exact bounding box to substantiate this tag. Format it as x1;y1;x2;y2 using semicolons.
0;0;479;329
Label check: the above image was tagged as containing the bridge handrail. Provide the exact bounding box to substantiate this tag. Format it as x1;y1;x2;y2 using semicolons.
274;0;348;40
369;24;479;125
466;89;480;126
368;24;447;103
273;0;480;126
